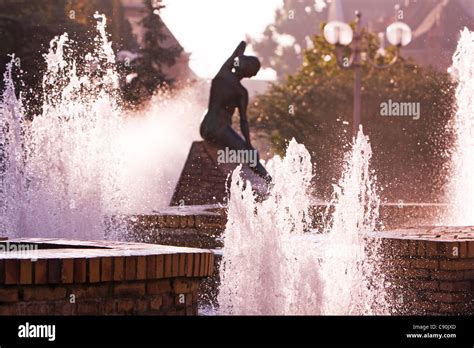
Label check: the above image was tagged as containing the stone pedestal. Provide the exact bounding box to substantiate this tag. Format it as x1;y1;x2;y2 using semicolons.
171;141;267;206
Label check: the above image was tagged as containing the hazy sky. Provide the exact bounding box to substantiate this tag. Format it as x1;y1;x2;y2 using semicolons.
160;0;283;80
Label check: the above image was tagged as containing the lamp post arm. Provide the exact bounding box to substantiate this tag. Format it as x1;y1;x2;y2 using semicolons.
334;45;356;69
366;46;400;69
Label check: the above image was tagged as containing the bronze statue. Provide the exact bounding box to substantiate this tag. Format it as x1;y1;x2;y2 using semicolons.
200;41;271;182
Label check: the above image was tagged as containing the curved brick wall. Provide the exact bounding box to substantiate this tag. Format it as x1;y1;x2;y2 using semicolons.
378;227;474;315
122;206;474;315
0;239;214;315
116;205;227;249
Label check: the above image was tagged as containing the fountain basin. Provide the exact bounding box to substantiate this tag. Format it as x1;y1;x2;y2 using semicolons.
115;204;227;249
119;203;449;249
377;226;474;315
0;238;214;315
123;206;473;315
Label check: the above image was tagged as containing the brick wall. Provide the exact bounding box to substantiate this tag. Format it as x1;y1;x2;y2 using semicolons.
119;205;227;249
0;278;200;315
171;141;231;206
0;239;214;315
117;207;225;309
310;204;449;231
123;204;450;249
378;227;474;315
124;209;474;315
170;141;268;206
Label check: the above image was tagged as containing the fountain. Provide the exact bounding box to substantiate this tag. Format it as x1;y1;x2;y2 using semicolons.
0;13;213;316
121;28;474;315
216;129;389;315
215;28;474;315
0;13;204;241
0;11;473;316
320;128;387;315
218;139;322;315
445;28;474;225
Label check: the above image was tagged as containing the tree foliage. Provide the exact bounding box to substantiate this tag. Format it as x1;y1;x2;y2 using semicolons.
250;26;455;201
0;0;136;113
250;0;327;79
122;0;182;104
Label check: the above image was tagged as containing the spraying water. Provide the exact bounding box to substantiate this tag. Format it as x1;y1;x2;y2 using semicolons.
0;55;27;236
320;127;388;315
0;14;203;239
21;14;124;240
218;139;322;315
116;87;202;213
218;129;387;315
446;28;474;225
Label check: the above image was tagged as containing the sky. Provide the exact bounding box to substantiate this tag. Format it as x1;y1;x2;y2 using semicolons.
160;0;283;80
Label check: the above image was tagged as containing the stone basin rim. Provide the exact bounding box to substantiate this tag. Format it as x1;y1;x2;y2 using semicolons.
369;226;474;242
0;237;214;260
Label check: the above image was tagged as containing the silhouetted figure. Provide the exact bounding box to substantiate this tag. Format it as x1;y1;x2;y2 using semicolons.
200;41;271;182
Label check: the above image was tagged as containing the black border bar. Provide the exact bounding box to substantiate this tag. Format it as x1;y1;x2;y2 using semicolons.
0;315;472;346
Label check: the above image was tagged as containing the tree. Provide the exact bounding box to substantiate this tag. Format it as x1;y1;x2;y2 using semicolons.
123;0;182;104
250;25;455;202
0;0;137;114
250;0;327;80
65;0;138;52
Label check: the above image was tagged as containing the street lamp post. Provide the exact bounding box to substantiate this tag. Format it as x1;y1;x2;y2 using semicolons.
323;11;412;137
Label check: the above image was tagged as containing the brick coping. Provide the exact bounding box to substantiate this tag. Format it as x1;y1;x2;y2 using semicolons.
157;203;449;210
151;204;224;216
117;203;449;222
0;238;214;286
373;226;474;242
371;226;474;260
0;238;213;260
123;203;448;221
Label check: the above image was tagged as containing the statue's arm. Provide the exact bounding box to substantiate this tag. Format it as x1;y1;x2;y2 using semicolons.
220;41;246;72
238;89;252;148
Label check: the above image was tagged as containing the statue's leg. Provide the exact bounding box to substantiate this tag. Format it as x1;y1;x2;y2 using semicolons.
218;126;270;180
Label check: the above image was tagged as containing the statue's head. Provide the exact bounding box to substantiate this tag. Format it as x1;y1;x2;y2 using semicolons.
234;55;261;78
